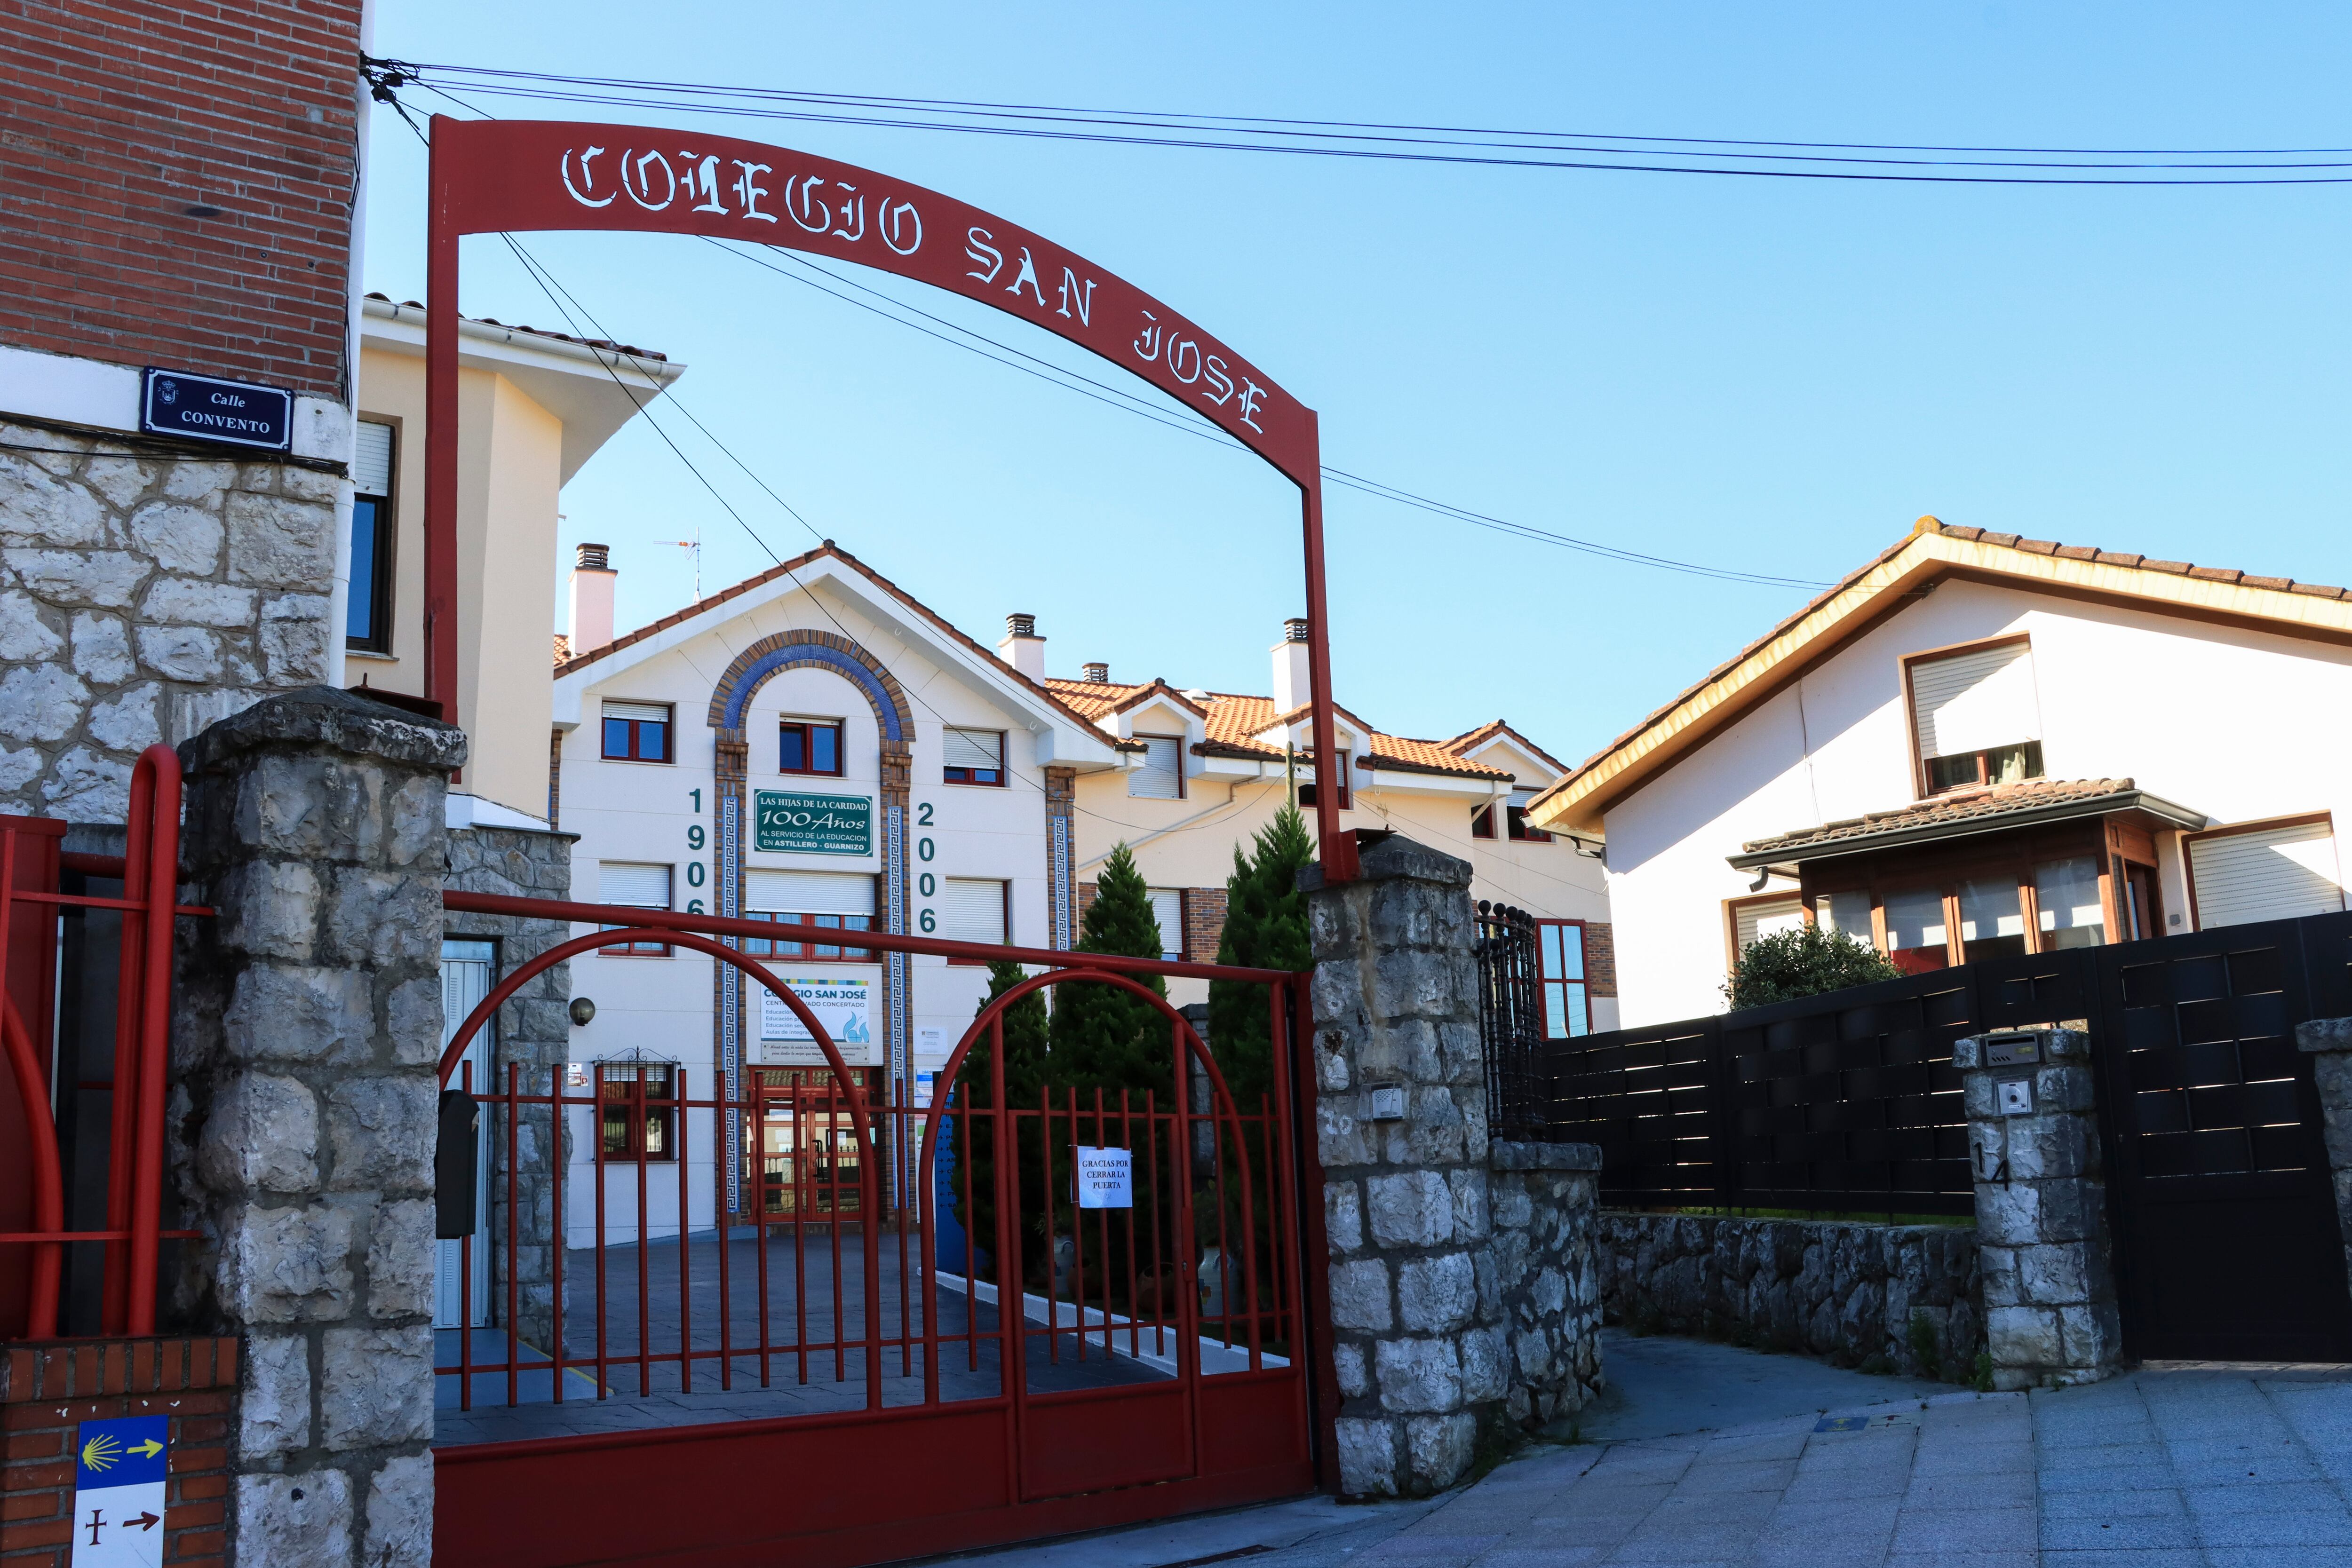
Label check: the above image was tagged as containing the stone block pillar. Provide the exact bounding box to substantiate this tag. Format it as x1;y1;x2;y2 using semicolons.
172;687;466;1568
2292;1018;2352;1283
1303;833;1599;1497
1956;1028;2122;1390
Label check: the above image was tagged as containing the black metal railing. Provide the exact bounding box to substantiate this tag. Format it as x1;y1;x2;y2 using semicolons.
1475;901;1547;1141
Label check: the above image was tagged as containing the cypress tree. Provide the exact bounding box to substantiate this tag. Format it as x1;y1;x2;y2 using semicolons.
949;959;1049;1279
1049;843;1172;1097
1206;804;1314;1117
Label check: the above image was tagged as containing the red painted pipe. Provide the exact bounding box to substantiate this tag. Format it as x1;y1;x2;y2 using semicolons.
0;993;64;1338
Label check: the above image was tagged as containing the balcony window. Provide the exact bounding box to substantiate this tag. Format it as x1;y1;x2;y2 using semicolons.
2034;856;2107;950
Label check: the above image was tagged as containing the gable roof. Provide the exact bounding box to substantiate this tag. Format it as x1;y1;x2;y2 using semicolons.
1528;517;2352;835
554;541;1110;738
1041;680;1511;781
1445;720;1569;778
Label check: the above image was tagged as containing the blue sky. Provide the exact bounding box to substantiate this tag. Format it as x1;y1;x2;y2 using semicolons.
361;3;2352;770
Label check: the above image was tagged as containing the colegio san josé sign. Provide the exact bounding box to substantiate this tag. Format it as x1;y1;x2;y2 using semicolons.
426;115;1355;875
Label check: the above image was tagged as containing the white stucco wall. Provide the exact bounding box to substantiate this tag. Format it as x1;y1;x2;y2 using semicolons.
1604;578;2352;1026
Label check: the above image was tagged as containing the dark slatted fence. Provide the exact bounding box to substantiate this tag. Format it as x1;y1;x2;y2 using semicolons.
1535;942;2104;1215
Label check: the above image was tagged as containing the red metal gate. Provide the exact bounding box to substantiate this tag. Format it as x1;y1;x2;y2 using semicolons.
430;892;1325;1568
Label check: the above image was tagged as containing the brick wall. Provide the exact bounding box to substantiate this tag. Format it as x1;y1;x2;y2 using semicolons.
1584;920;1616;998
1182;887;1228;963
0;0;366;398
0;1337;239;1568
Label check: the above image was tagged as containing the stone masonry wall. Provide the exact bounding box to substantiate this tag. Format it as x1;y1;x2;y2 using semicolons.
1;425;341;821
1487;1142;1603;1427
1596;1212;1985;1382
1305;833;1602;1498
444;822;577;1352
169;688;464;1568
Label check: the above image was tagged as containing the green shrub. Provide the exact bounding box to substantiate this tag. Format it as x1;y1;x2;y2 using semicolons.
1724;924;1901;1010
1972;1350;1994;1393
1907;1309;1944;1381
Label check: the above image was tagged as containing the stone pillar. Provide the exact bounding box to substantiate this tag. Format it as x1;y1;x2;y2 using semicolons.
444;822;577;1354
1956;1028;2122;1390
1301;834;1507;1497
172;686;465;1568
2292;1018;2352;1283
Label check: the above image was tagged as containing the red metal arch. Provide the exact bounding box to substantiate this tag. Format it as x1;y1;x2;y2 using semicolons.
425;115;1356;879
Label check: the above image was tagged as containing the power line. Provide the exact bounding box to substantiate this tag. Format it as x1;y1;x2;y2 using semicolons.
388;74;1835;589
382;60;2352;185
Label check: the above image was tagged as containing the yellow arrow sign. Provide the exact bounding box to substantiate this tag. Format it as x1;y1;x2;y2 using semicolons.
130;1439;164;1459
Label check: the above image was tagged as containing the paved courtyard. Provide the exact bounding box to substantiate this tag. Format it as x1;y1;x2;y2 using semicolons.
956;1333;2352;1568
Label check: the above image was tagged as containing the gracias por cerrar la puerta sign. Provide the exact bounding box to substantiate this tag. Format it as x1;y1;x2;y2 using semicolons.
754;790;873;855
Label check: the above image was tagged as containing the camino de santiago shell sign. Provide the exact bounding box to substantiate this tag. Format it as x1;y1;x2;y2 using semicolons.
754;791;872;855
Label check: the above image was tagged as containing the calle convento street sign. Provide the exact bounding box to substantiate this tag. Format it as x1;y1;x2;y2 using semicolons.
422;115;1356;880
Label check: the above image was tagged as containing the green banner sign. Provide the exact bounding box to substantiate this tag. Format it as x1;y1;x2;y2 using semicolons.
753;790;874;855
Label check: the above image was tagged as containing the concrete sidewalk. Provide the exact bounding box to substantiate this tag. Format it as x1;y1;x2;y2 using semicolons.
946;1334;2352;1568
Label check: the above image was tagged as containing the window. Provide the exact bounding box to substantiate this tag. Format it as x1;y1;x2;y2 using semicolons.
1882;887;1950;975
2187;815;2345;931
1957;876;2027;963
1536;920;1589;1038
1470;803;1496;840
1730;895;1805;958
943;726;1006;786
598;862;672;955
745;869;875;959
779;719;844;776
601;701;672;763
1128;735;1184;799
1907;638;2044;797
1822;890;1875;946
1297;750;1351;811
1506;807;1553;843
1146;887;1184;962
346;419;395;651
942;877;1008;959
2034;857;2106;950
599;1062;677;1161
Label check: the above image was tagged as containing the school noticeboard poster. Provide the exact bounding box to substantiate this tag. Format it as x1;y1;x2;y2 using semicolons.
753;791;873;855
758;979;881;1066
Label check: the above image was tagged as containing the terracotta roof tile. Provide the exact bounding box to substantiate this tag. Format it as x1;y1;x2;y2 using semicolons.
1741;778;2139;858
2094;551;2144;567
1039;682;1517;781
2241;575;2293;592
2053;544;2099;561
553;633;571;666
2188;566;2244;583
2142;558;2193;574
2016;538;2060;555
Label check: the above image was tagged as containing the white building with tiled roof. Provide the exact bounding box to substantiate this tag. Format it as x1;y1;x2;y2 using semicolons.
1529;516;2352;1026
540;543;1617;1241
1018;615;1613;1025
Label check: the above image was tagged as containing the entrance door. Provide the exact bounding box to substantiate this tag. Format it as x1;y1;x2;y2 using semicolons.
2095;918;2352;1360
436;941;494;1329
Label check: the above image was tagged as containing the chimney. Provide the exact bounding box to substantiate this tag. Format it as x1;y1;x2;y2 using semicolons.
570;542;616;655
999;612;1046;682
1082;662;1110;684
1271;617;1311;713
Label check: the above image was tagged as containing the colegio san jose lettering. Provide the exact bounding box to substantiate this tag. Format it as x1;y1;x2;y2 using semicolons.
557;141;1278;437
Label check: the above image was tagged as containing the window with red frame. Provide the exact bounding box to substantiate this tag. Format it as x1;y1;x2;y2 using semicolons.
601;700;672;762
943;726;1007;786
779;719;844;776
1471;804;1496;839
1507;805;1553;842
598;1062;677;1160
743;911;876;960
1534;919;1590;1038
597;862;672;955
1296;750;1351;811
